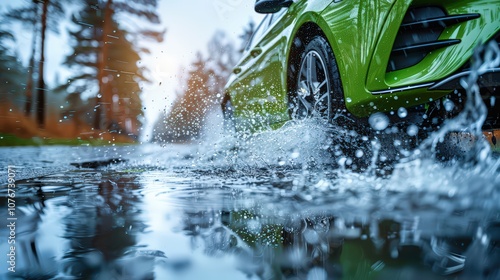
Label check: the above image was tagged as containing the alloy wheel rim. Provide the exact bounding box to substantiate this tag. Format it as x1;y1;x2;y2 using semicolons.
295;50;331;120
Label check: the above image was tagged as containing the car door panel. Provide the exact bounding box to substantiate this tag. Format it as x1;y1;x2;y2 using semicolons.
231;11;290;131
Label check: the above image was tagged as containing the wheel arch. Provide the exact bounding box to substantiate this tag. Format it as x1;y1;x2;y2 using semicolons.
286;22;327;91
285;17;347;115
286;17;344;100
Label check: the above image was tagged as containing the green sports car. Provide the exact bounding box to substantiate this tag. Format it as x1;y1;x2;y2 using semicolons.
222;0;500;133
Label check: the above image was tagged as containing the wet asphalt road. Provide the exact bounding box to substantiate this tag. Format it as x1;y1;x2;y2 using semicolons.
0;141;499;279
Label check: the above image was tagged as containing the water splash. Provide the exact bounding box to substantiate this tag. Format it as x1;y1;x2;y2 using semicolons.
369;112;390;131
380;41;500;210
416;41;500;164
193;118;336;170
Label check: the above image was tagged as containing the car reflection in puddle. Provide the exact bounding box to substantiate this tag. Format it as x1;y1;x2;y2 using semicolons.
1;168;499;280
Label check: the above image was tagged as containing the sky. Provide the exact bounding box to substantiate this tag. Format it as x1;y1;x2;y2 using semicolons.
0;0;264;140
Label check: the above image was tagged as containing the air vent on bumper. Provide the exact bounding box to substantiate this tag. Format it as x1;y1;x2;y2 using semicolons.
387;6;480;72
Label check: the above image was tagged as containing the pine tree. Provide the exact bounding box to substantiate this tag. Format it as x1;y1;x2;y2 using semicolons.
0;29;27;110
62;0;157;137
36;0;49;127
93;0;164;130
167;53;213;141
3;0;65;122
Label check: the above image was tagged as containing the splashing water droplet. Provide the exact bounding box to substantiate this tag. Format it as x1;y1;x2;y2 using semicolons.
394;139;402;147
407;124;419;136
355;150;364;158
443;99;455;112
303;229;319;244
397;107;408;118
369;112;389;131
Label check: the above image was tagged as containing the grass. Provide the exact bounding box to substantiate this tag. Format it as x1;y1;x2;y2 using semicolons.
0;103;137;147
488;145;499;155
0;133;134;147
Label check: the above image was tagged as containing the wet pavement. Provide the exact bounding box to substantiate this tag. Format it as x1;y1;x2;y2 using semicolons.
1;122;499;280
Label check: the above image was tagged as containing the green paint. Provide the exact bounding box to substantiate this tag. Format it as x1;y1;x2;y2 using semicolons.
225;0;500;131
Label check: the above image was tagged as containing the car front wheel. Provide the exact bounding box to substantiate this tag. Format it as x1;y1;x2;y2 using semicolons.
289;36;344;122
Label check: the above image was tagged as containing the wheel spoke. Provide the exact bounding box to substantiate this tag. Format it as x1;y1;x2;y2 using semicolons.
306;53;316;94
313;92;329;113
297;95;313;113
298;81;310;97
299;67;310;97
316;92;329;105
312;79;327;96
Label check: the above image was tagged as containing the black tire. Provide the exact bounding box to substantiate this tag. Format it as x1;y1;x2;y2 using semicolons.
289;36;344;122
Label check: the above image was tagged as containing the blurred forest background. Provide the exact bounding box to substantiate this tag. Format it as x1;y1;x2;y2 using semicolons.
0;0;254;145
152;23;255;143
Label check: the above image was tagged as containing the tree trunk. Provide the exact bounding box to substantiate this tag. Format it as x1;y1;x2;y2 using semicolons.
25;3;39;116
95;0;113;131
36;0;48;128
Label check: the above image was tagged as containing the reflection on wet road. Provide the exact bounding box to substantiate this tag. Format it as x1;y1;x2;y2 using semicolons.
0;142;499;279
